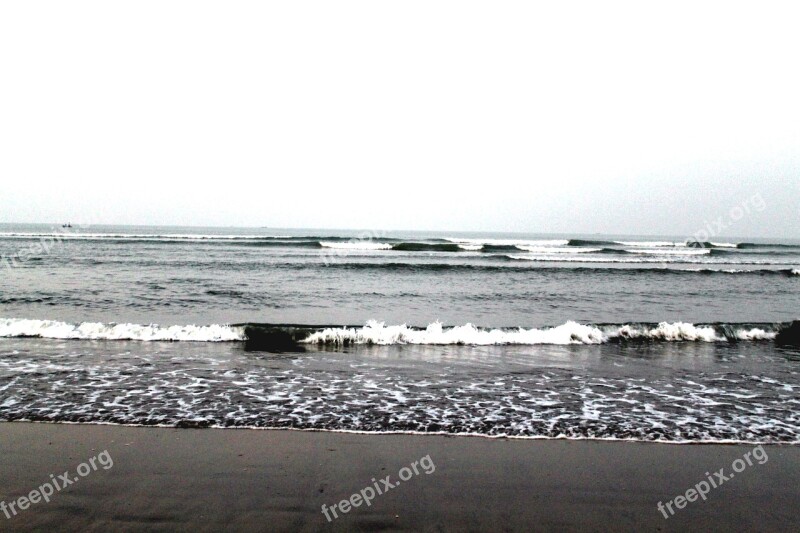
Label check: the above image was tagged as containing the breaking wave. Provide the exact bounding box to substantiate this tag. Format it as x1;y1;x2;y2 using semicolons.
3;318;795;347
3;232;799;260
300;320;781;346
0;318;245;342
319;241;393;251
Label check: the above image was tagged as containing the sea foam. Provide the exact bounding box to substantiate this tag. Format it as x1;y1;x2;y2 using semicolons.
0;318;245;342
301;320;778;346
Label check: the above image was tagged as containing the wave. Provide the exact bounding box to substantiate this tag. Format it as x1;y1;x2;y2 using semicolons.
479;244;604;253
391;242;463;252
481;244;523;253
492;245;705;255
628;248;710;256
281;241;589;253
569;240;745;249
506;254;665;263
319;241;393;251
445;238;570;247
616;241;686;247
710;248;800;257
0;318;245;342
5;232;799;258
597;248;631;255
317;262;800;276
517;246;603;254
571;239;694;248
238;240;323;248
568;239;619;247
300;320;784;346
0;233;399;251
3;318;798;347
0;232;298;241
684;241;739;249
737;242;800;250
504;254;799;265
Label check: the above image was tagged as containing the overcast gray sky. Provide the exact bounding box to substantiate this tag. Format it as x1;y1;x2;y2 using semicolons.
1;1;799;237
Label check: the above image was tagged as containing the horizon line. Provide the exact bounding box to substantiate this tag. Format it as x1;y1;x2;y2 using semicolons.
0;221;797;242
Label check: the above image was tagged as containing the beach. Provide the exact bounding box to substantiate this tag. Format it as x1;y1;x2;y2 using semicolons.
1;422;798;532
2;226;800;531
4;1;800;530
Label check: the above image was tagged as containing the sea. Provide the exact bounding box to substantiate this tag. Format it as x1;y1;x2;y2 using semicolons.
1;223;799;443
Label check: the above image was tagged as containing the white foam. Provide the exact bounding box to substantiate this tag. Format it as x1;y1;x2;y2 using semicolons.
621;323;778;341
616;241;682;247
0;318;780;345
445;238;570;247
319;241;393;250
507;255;654;263
616;241;736;249
301;320;777;346
505;255;790;265
515;246;601;254
0;318;245;342
732;328;776;341
302;320;606;345
628;248;711;256
616;322;720;342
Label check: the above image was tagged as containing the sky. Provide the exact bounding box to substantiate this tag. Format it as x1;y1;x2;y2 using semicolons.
1;1;799;238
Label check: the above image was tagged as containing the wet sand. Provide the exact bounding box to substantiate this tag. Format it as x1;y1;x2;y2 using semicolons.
0;422;798;532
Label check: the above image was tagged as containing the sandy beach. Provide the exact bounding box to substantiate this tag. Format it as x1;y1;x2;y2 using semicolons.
1;422;798;532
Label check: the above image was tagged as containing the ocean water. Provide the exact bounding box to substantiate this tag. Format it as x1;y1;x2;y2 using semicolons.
1;223;799;442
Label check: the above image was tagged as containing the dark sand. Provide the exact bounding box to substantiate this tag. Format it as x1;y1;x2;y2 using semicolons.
1;423;798;532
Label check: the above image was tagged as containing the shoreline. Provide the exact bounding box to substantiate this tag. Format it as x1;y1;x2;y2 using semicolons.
2;422;798;531
5;419;800;446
